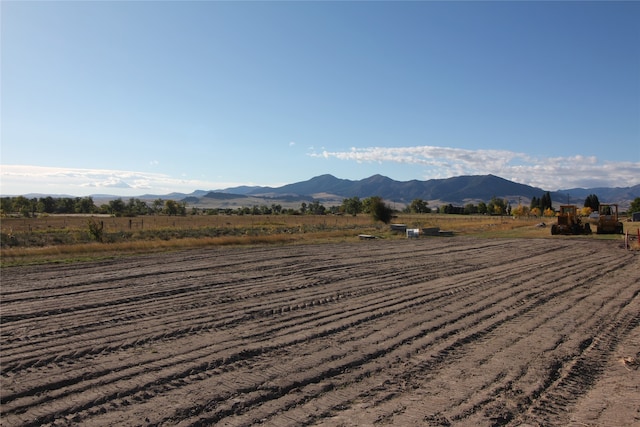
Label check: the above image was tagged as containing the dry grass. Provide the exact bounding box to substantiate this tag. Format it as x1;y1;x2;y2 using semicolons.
0;222;383;267
2;213;637;267
0;213;373;234
401;213;549;237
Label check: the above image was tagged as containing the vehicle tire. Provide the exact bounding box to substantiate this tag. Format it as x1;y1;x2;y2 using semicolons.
551;225;558;235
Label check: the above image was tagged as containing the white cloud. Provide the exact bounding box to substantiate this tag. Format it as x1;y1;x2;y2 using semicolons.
309;145;640;190
0;165;253;196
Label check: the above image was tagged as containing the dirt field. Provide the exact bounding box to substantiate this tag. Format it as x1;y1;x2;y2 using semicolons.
1;238;639;426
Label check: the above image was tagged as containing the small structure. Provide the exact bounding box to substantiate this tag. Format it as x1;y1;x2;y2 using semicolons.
358;234;376;240
422;227;441;236
406;228;420;238
421;227;454;237
633;212;640;222
390;224;407;234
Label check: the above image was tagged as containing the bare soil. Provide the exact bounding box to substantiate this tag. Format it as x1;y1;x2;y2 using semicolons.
1;238;638;426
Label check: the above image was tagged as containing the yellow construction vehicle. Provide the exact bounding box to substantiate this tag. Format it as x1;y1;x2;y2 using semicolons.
596;204;624;234
551;205;592;235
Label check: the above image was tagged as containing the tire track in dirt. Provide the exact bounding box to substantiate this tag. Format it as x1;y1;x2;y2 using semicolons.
211;242;636;426
1;239;637;427
316;247;639;426
520;291;640;426
0;242;612;420
23;249;584;422
2;241;556;422
0;240;530;375
240;247;636;424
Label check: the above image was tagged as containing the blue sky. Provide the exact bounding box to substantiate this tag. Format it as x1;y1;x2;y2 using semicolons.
2;1;639;196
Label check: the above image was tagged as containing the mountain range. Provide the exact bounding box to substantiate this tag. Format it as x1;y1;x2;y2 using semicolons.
17;174;640;210
201;174;638;210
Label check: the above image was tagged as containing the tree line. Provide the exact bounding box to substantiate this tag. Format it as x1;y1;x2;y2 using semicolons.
403;191;637;217
0;196;187;217
0;195;393;221
4;193;637;220
402;196;514;216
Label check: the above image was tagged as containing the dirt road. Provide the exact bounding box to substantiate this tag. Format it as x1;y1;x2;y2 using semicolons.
1;238;638;426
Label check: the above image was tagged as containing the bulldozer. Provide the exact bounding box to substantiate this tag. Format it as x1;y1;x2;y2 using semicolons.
551;205;592;235
596;203;624;234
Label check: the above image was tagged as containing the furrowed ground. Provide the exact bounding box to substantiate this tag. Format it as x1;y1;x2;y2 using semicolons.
1;238;639;426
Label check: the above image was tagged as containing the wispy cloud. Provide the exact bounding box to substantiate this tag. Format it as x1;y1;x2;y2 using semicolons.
310;145;640;190
0;165;251;196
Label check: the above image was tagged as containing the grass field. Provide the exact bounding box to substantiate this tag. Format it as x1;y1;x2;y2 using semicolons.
1;213;637;266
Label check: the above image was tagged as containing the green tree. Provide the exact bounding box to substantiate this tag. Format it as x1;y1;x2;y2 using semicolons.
108;198;126;216
540;192;552;211
629;197;640;213
584;194;600;211
38;196;56;214
152;199;164;214
259;205;272;215
362;197;373;214
178;201;187;216
477;201;488;214
124;198;149;216
56;197;76;214
464;203;478;214
13;196;33;217
164;200;179;216
308;200;326;215
1;197;13;215
409;199;430;213
530;196;539;210
368;196;393;224
341;197;362;216
487;196;507;215
76;197;96;214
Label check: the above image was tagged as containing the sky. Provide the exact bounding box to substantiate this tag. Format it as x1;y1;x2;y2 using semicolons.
1;1;639;197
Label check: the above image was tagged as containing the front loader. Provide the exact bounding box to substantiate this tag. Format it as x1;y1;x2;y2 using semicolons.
551;205;592;235
596;204;624;234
